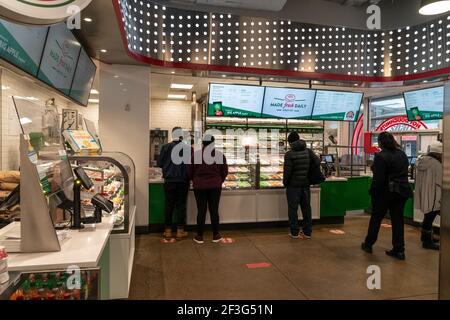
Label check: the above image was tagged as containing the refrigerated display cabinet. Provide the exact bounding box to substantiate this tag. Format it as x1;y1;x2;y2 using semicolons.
1;268;100;300
68;152;136;234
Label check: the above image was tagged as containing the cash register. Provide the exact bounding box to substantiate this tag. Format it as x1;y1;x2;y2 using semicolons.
321;155;335;177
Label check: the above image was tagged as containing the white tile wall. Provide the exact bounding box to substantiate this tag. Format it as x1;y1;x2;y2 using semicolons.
0;67;99;170
150;99;192;132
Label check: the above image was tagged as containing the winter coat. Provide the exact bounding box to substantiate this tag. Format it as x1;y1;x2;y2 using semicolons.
414;155;442;213
189;148;228;190
157;140;190;183
370;148;410;197
283;140;313;188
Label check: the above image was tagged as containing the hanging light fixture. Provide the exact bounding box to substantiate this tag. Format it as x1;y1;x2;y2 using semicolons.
419;0;450;15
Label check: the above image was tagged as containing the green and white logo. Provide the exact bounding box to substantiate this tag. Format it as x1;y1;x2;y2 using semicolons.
0;0;92;24
17;0;77;8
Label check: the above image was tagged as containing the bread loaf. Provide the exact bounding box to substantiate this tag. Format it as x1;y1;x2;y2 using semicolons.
0;171;20;183
0;182;19;191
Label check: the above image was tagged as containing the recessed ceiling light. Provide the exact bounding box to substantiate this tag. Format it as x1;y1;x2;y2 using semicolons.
168;94;186;99
171;71;175;74
100;49;107;53
84;17;93;22
222;75;227;77
90;89;99;94
171;83;193;90
419;0;450;15
89;99;100;104
114;75;119;78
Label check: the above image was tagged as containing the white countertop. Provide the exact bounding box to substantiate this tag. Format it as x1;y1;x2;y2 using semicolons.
5;217;114;272
325;177;348;182
149;178;164;184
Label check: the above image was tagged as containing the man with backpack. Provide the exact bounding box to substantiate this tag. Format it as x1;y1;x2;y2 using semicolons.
283;132;324;239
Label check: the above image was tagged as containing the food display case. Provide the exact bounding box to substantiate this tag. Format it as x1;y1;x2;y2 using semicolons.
209;123;324;190
1;268;100;300
184;120;324;225
68;152;136;234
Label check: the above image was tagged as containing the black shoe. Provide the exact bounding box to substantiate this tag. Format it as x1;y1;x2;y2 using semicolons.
423;242;440;251
361;242;373;254
385;250;405;260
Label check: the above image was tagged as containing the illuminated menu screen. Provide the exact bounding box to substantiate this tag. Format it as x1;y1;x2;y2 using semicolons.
70;48;96;106
208;83;265;118
262;87;316;119
38;23;81;95
312;90;363;122
0;18;48;76
404;86;443;121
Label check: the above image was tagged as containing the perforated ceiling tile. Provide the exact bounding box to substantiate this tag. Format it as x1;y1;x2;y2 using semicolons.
115;0;450;80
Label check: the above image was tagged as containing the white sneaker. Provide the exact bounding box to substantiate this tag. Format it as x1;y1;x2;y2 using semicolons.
299;232;312;240
289;233;300;239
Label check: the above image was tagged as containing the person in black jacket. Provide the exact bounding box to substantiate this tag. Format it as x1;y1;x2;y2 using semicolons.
362;132;412;260
283;132;321;239
157;127;191;240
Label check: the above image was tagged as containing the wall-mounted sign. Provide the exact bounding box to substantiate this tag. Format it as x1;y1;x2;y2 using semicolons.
208;83;265;118
404;86;444;121
0;0;92;24
312;90;363;122
0;18;48;76
262;87;316;119
375;116;428;132
38;23;81;95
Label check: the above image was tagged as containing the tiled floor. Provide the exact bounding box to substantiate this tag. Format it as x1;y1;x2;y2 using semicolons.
129;216;439;300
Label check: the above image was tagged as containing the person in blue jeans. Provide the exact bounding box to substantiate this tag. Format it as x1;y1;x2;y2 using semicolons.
283;132;320;239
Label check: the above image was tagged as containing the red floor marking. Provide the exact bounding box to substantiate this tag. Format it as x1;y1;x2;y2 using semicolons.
381;224;392;228
246;262;271;269
220;238;235;244
329;229;346;235
160;238;177;244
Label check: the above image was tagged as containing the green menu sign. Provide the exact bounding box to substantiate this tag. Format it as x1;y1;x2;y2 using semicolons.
38;23;81;95
0;18;48;76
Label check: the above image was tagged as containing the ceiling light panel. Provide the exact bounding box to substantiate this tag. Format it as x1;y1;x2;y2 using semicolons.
170;83;194;89
117;0;450;79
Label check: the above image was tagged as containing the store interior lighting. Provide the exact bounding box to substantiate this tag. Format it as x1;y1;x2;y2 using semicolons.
419;0;450;15
168;94;187;99
170;83;193;89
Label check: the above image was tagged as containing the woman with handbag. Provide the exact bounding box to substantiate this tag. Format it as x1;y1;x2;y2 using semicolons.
361;132;412;260
414;142;442;251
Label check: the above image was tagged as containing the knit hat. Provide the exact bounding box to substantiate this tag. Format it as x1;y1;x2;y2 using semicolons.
429;142;443;154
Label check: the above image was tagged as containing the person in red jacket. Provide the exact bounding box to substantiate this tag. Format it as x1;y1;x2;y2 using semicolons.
189;134;228;244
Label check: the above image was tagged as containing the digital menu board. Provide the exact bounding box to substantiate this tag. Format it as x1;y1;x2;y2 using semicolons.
208;83;265;118
404;86;443;121
0;18;48;76
70;48;96;106
312;90;363;122
38;23;81;95
262;87;316;119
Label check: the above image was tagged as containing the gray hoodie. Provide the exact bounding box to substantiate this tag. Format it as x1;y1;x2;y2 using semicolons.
414;155;442;213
